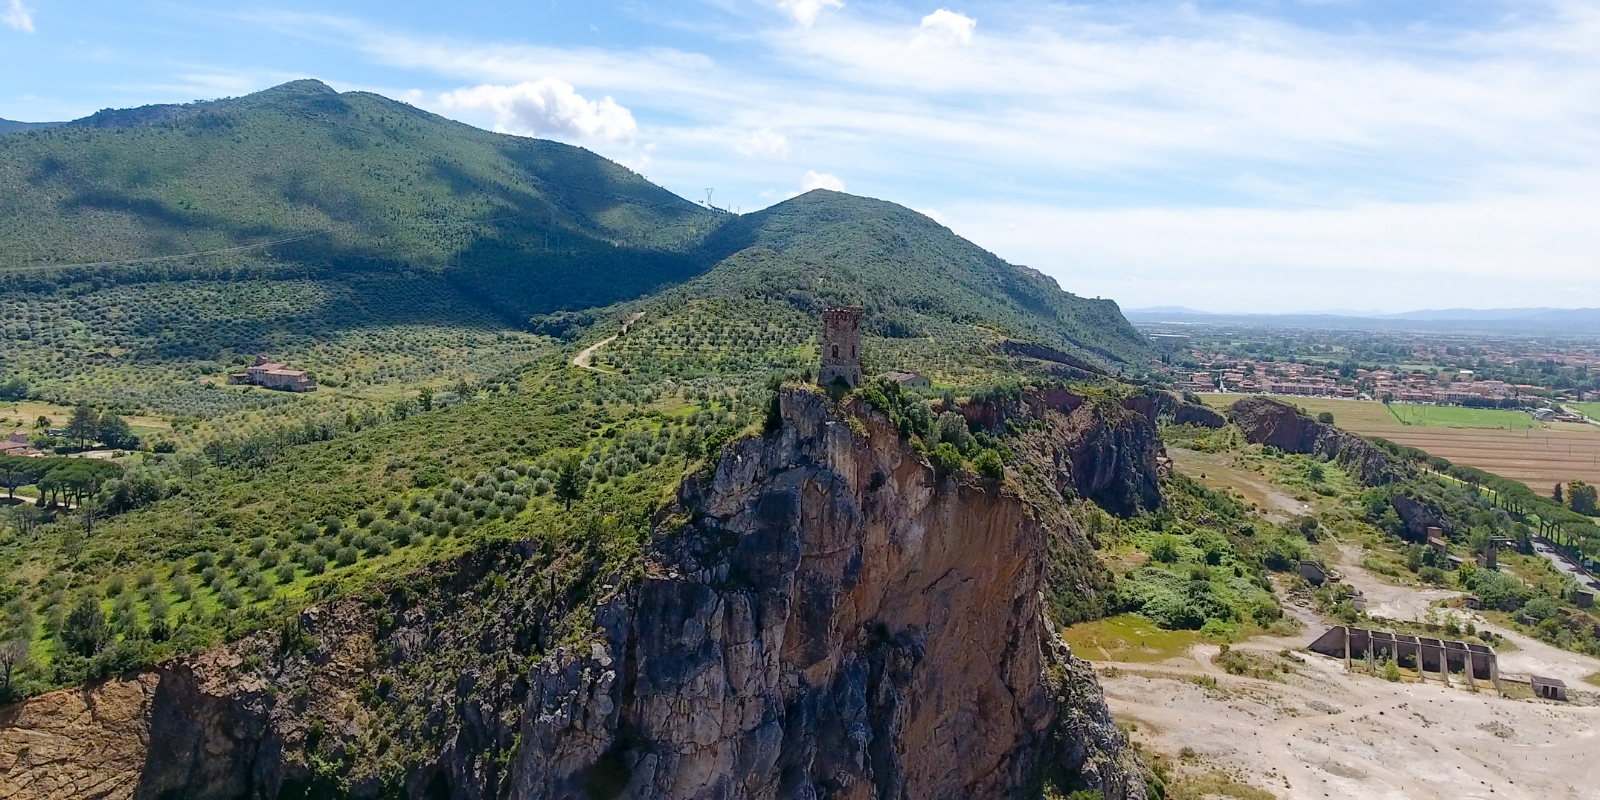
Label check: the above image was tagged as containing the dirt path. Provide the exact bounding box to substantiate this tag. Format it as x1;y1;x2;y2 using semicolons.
1169;447;1311;523
571;312;644;374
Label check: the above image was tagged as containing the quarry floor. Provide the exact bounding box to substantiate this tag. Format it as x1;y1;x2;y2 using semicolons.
1097;550;1600;799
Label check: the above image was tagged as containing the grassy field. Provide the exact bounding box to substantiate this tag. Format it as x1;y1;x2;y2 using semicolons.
1196;395;1600;496
1384;403;1539;430
0;400;170;438
1060;614;1200;663
1197;394;1541;430
1568;402;1600;421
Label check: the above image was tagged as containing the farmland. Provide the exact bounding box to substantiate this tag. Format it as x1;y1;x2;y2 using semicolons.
1198;394;1600;494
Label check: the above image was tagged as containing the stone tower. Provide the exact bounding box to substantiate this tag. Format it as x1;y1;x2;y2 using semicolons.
819;306;863;389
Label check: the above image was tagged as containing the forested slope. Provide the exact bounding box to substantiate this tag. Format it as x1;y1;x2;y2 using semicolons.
0;80;716;317
0;79;1148;367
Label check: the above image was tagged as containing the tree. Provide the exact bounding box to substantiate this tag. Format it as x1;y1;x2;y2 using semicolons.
1569;481;1598;516
0;455;44;500
418;386;434;412
930;442;963;476
972;449;1005;480
553;457;587;510
61;591;108;657
0;376;27;401
1317;411;1335;424
67;405;99;448
0;639;28;701
1555;483;1564;503
97;413;139;449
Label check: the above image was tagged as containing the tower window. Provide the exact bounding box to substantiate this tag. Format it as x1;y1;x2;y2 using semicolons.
851;346;856;358
832;345;839;359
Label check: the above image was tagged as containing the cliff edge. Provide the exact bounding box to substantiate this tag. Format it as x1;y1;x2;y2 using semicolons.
1;387;1146;800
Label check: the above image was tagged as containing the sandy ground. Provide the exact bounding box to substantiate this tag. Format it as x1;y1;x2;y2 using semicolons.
1103;652;1600;800
1096;546;1600;798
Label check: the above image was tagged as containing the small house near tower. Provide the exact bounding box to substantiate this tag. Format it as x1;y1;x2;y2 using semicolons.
819;307;864;389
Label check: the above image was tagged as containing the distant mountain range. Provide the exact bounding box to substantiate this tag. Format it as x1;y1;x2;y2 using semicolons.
1124;306;1600;334
0;118;64;133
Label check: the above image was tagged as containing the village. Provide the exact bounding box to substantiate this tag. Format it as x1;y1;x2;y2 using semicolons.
1170;355;1588;412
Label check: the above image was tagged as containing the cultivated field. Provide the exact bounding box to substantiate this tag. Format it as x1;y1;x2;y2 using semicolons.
1199;394;1600;494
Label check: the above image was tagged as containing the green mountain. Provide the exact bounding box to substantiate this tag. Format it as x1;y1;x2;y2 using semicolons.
0;79;1147;366
0;80;717;317
688;190;1146;364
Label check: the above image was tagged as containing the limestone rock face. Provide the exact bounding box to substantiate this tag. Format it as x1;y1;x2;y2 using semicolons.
1171;403;1224;429
0;673;158;800
0;388;1147;800
514;388;1146;799
1228;397;1402;485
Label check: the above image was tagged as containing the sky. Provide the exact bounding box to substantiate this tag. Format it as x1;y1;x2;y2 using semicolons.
4;0;1600;314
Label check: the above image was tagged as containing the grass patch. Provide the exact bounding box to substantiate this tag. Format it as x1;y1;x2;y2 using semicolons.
1061;614;1199;663
1167;770;1276;800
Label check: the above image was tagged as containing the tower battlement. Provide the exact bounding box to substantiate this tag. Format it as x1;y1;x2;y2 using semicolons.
819;306;863;389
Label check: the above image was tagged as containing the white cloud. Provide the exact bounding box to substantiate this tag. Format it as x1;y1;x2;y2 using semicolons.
779;0;842;28
801;170;844;191
437;79;637;143
244;6;1600;310
950;176;1600;311
912;9;974;48
3;0;35;33
736;128;790;159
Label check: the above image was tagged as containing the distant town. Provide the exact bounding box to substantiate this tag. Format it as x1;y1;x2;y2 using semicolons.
1147;322;1600;413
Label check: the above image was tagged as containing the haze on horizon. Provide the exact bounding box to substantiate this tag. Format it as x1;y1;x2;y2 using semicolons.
4;0;1600;314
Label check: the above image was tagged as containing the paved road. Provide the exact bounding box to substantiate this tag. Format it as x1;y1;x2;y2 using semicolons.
1532;540;1600;592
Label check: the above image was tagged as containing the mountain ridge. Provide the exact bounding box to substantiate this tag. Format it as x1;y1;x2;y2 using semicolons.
0;79;1150;367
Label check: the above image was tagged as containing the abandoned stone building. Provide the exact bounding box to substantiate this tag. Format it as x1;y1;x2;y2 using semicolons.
818;306;864;389
1530;675;1568;701
227;355;317;392
882;369;930;389
1310;625;1501;692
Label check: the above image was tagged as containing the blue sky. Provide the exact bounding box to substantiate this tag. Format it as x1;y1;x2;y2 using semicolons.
5;0;1600;313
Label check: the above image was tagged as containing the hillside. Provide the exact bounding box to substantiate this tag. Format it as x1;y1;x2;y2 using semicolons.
0;80;717;317
0;80;1147;370
688;190;1148;365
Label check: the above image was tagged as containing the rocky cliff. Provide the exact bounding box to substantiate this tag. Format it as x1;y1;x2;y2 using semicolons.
1;388;1147;800
1228;397;1405;486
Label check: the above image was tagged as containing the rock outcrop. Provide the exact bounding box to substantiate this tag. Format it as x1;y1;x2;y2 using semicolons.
1228;397;1404;485
0;388;1147;800
1171;403;1224;429
0;673;159;800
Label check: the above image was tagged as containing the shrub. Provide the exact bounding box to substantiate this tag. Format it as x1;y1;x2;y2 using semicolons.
930;442;963;476
1151;534;1181;564
275;563;296;584
1317;412;1335;424
335;547;359;567
305;554;328;575
972;449;1005;480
